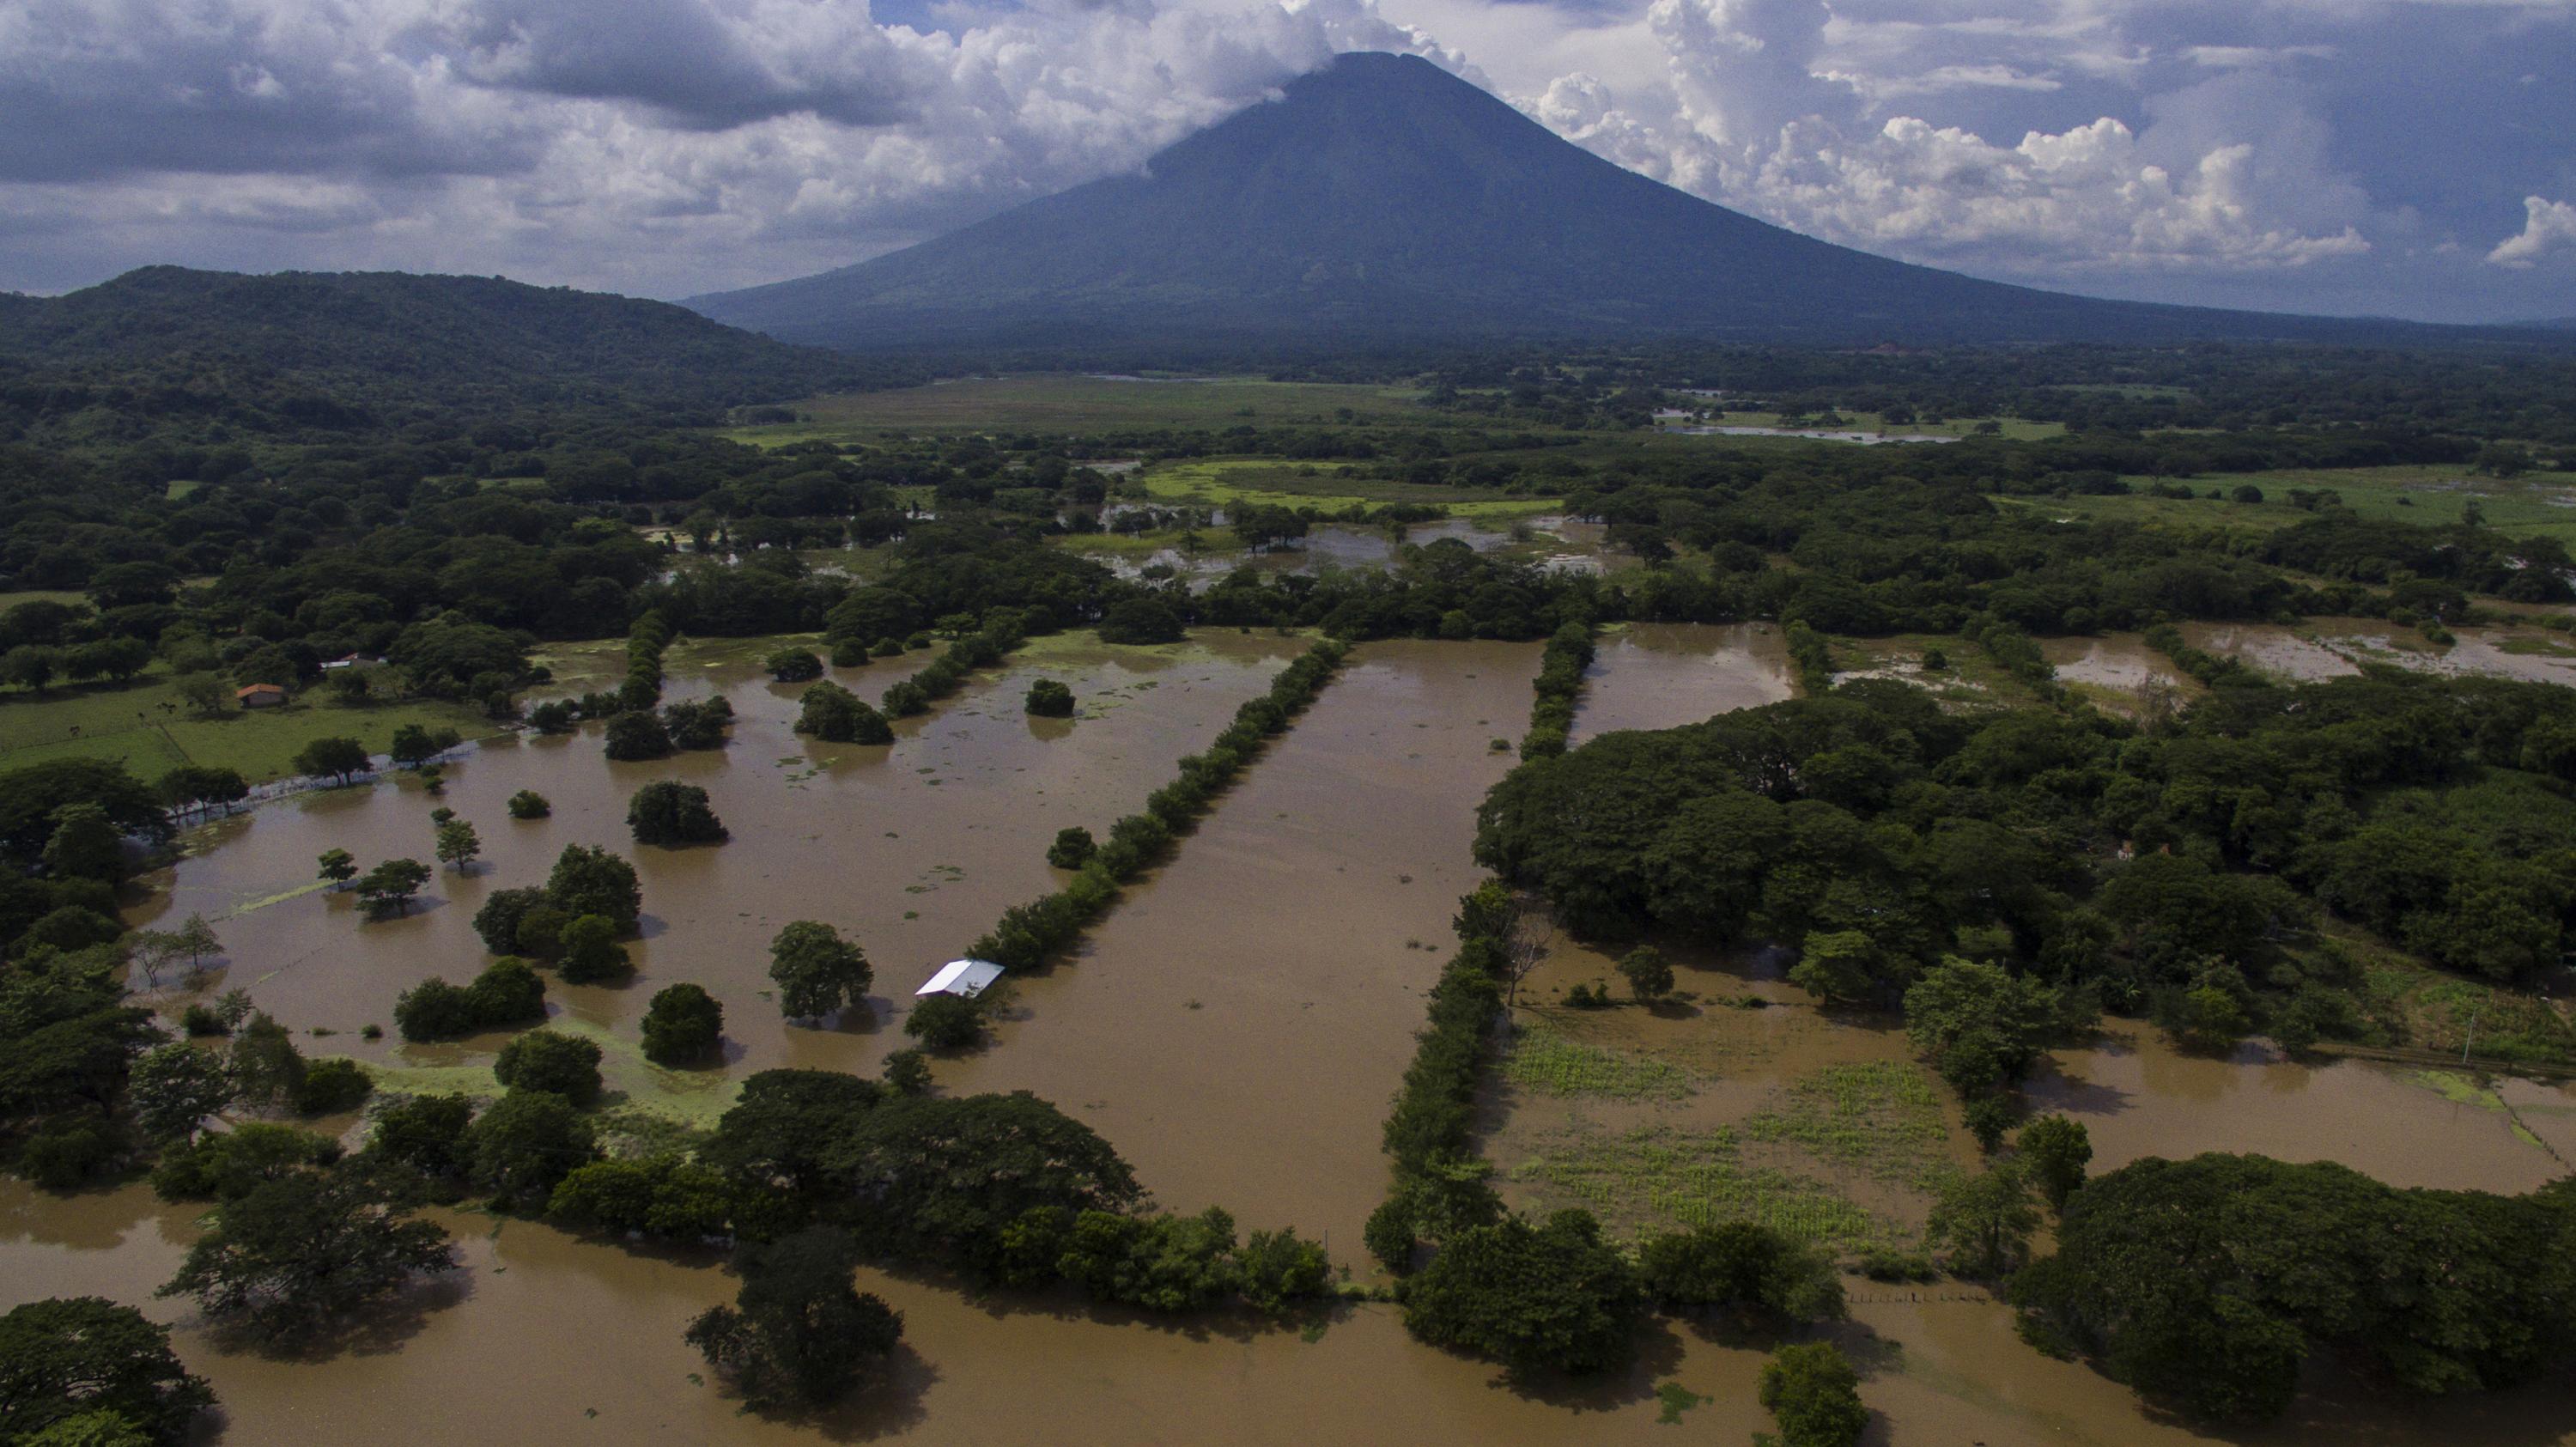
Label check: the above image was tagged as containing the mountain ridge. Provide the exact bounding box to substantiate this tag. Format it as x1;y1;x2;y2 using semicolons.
0;265;884;411
687;53;2535;351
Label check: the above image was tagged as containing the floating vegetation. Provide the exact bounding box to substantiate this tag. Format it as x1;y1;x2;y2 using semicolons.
1654;1382;1709;1425
1504;1026;1693;1102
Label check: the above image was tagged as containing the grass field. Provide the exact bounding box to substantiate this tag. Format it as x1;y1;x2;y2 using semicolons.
1136;458;1562;517
716;374;1438;443
1668;409;2065;442
0;666;495;783
1996;464;2576;544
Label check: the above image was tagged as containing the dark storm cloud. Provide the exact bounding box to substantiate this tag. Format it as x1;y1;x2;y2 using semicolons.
438;0;929;129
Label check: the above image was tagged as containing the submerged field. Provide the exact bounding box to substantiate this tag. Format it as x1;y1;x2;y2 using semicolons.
11;615;2576;1447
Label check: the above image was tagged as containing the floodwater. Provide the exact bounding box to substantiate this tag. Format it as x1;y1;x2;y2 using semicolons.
22;624;2576;1445
123;631;1308;1086
2025;1019;2567;1194
1091;514;1607;588
1570;623;1795;740
2185;619;2576;686
2039;634;2196;703
942;640;1544;1250
1475;931;2576;1446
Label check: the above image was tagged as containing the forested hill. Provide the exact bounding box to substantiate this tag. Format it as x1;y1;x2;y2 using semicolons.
690;52;2535;353
0;267;917;441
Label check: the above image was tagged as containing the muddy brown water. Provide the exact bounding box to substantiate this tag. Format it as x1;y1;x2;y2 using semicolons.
123;632;1307;1090
2184;619;2576;686
17;629;2576;1444
2039;634;2197;705
1570;623;1795;741
941;639;1544;1251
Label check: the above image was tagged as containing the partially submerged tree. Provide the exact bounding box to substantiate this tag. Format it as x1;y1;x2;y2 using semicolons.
768;921;872;1021
0;1297;215;1445
353;857;431;918
642;983;724;1067
686;1227;902;1409
156;1167;457;1341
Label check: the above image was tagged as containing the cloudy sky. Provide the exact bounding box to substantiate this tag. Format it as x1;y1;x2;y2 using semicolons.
3;0;2572;320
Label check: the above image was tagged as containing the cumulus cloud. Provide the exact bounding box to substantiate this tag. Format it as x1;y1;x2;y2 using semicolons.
0;0;2569;316
1502;0;2381;276
2488;196;2576;267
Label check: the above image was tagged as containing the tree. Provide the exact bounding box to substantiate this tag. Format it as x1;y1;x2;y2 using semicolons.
156;765;246;822
556;914;630;984
156;1166;456;1340
433;817;482;871
545;844;641;931
366;1094;475;1181
316;848;356;888
1046;827;1095;870
492;1031;605;1106
822;1092;1142;1279
685;1227;902;1409
67;636;151;686
1616;945;1674;1004
0;1297;214;1445
626;780;727;846
1902;958;2075;1097
904;992;985;1050
602;709;672;761
1759;1342;1868;1447
165;915;219;973
127;1043;232;1143
642;983;723;1066
768;921;872;1021
1235;1227;1332;1314
1024;678;1075;717
881;1049;931;1097
292;737;372;787
1926;1163;2038;1278
42;805;126;885
507;789;550;819
794;682;891;744
1636;1222;1844;1323
765;648;824;683
3;645;60;693
150;1122;338;1202
464;1089;599;1211
2017;1115;2093;1211
294;1059;372;1116
173;673;229;720
387;723;460;769
353;857;431;918
225;1012;307;1115
1400;1209;1647;1376
1097;598;1184;645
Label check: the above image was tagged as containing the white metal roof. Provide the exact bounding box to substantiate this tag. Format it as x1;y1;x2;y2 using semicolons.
915;958;1005;998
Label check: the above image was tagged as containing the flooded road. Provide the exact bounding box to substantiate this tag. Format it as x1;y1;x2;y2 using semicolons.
1571;623;1795;740
944;640;1543;1250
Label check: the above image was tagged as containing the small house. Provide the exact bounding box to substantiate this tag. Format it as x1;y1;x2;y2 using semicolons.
235;683;287;709
319;653;380;671
915;958;1005;999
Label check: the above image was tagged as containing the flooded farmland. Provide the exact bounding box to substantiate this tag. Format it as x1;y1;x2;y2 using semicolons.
943;639;1543;1249
15;624;2576;1447
123;631;1308;1086
2184;617;2576;686
1570;623;1795;739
